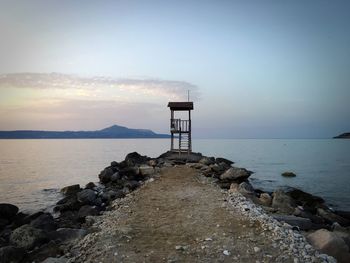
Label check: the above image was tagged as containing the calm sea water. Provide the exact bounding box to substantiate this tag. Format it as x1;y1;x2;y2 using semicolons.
0;139;349;212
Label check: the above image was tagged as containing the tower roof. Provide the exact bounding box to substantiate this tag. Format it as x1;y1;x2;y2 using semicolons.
167;102;193;111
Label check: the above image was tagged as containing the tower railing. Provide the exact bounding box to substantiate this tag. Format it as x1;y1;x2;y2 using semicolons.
170;119;190;133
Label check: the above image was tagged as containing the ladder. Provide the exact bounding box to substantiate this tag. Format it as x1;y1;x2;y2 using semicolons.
179;131;191;154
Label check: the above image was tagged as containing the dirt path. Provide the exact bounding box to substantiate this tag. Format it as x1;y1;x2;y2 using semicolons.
69;166;293;263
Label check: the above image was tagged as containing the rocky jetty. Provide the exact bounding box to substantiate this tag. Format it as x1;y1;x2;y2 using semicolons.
1;150;349;262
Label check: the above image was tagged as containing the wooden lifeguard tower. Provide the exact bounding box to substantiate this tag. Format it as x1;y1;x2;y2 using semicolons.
167;101;193;154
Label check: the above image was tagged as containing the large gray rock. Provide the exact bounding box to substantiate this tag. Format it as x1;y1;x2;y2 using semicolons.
0;246;25;263
60;184;80;195
101;190;125;202
215;157;234;166
30;213;57;232
10;224;48;250
273;215;313;230
238;182;255;196
0;203;19;221
219;167;252;182
307;229;350;263
139;165;155;176
317;208;350;226
77;189;97;205
49;228;87;243
199;157;215;166
77;205;99;220
125;152;149;166
98;167;114;184
272;189;296;214
54;195;82;212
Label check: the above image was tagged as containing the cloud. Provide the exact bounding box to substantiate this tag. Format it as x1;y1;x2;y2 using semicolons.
0;73;200;101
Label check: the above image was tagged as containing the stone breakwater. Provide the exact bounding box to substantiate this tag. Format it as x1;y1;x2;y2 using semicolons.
0;151;349;262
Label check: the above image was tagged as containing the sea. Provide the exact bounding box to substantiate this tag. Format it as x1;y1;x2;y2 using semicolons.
0;139;349;213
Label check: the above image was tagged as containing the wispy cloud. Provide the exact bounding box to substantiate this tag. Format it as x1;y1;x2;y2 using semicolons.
0;73;200;100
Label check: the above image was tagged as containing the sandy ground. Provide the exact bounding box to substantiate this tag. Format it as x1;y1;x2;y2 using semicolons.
68;166;295;263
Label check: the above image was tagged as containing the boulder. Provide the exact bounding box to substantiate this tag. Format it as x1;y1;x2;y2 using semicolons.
119;167;139;179
210;163;227;174
281;172;296;177
139;165;155;176
125;152;149;166
98;167;114;184
307;229;350;263
77;205;99;220
217;181;231;189
287;188;324;213
26;240;63;263
215;157;234;166
259;193;272;206
10;224;48;250
110;161;118;167
55;211;79;229
48;228;87;243
272;190;296;214
60;184;80;195
228;183;239;193
85;182;96;190
238;182;255;196
54;195;82;212
0;246;25;263
148;159;157;167
220;167;252;182
101;190;125;202
317;208;350;226
110;172;121;182
199;157;215;166
30;213;57;232
125;181;140;191
77;189;97;205
273;215;313;230
0;203;19;221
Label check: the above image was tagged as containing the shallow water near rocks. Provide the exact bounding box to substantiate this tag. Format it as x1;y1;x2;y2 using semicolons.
0;138;349;212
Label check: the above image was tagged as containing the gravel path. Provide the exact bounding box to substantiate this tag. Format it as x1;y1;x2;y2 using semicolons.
67;166;330;263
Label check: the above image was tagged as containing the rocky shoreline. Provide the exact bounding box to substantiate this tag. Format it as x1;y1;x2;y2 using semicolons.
1;151;349;262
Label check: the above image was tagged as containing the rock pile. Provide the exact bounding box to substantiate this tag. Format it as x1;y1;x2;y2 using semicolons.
0;151;160;263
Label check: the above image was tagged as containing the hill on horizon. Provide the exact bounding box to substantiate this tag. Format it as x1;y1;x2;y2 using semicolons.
0;124;170;139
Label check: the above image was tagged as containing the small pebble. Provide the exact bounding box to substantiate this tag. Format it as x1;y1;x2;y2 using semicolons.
223;250;231;256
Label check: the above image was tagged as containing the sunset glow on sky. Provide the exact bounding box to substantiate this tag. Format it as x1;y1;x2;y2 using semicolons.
0;0;349;138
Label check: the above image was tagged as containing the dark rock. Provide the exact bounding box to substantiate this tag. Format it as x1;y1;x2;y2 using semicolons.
199;157;215;166
219;167;252;182
0;218;9;230
0;246;25;263
119;167;139;179
10;212;29;229
217;181;232;189
272;190;296;214
125;152;149;166
125;180;140;191
102;190;125;202
54;195;82;212
48;228;87;243
294;207;325;224
238;182;255;196
287;188;324;213
273;215;313;230
98;167;114;184
215;157;234;166
10;224;48;250
210;163;228;174
26;240;63;263
335;211;350;221
281;172;296;177
85;182;96;189
77;205;99;221
111;172;121;182
60;184;81;195
111;161;118;167
307;229;350;263
0;203;19;221
30;213;57;232
317;208;350;226
77;189;97;205
56;211;80;229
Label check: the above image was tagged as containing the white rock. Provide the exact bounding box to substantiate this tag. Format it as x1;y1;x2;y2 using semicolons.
223;250;231;256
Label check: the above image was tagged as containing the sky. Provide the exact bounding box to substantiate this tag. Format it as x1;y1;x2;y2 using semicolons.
0;0;349;138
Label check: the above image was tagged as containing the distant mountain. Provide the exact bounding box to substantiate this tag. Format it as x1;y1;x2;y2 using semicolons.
0;125;170;139
334;133;350;139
